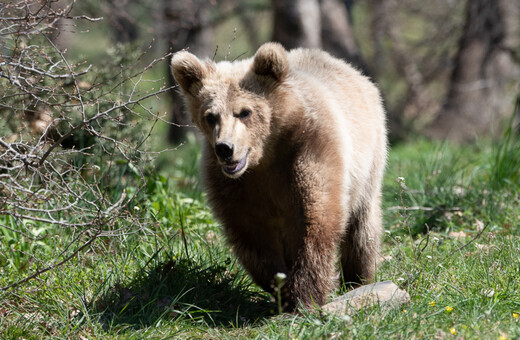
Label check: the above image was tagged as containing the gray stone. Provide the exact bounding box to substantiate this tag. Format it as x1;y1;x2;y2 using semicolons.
321;281;410;315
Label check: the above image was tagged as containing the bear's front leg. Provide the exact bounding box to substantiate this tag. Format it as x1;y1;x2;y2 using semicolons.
227;230;289;295
282;218;343;311
283;160;346;311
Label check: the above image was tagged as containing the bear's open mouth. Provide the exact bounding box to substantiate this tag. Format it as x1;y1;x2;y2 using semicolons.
222;152;248;175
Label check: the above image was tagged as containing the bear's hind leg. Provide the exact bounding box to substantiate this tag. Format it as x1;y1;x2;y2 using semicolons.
340;199;382;287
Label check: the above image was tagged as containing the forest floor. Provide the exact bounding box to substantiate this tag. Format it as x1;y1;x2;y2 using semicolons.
2;132;519;339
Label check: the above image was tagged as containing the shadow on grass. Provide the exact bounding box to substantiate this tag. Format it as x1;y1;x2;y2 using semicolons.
92;258;275;330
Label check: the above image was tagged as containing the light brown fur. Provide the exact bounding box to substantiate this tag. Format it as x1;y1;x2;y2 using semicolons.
171;43;387;311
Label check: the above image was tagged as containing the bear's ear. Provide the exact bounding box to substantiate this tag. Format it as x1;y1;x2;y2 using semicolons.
171;51;209;97
252;43;288;85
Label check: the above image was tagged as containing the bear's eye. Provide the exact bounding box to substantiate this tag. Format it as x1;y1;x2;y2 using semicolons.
205;113;217;126
238;108;252;119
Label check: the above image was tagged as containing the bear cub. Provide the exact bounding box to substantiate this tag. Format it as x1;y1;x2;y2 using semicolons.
171;42;387;312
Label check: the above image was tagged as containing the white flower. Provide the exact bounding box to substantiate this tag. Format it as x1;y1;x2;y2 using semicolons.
275;272;286;281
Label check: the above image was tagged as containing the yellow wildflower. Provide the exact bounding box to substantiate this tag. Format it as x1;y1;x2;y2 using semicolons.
513;312;519;319
499;335;508;340
449;327;457;335
429;301;436;307
446;306;453;312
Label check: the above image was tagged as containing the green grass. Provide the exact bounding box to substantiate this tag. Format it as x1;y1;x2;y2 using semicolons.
2;133;519;339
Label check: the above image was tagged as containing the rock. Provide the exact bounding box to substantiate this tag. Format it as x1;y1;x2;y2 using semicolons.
321;281;410;315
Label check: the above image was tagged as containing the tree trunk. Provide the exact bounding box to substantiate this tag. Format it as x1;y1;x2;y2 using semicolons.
105;0;139;43
272;0;368;73
272;0;321;49
160;0;215;144
320;0;369;74
428;0;520;142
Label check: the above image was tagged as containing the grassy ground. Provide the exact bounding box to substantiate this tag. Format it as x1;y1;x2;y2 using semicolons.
3;2;519;338
1;127;519;339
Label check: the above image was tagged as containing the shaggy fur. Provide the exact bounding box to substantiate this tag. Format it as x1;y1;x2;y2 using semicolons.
171;43;387;311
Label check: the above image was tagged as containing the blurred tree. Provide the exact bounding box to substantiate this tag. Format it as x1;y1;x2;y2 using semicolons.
428;0;520;141
159;0;215;144
272;0;368;73
366;0;439;141
320;0;368;74
105;0;139;43
272;0;321;49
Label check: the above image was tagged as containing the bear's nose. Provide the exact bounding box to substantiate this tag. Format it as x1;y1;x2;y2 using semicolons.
215;142;234;162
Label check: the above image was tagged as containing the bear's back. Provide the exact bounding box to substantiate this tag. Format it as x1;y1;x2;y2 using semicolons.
286;49;367;87
284;48;383;122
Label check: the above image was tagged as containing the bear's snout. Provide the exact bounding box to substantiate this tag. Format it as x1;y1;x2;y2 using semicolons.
215;142;234;162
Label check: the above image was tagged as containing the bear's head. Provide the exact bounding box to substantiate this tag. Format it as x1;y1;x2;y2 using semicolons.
171;43;288;179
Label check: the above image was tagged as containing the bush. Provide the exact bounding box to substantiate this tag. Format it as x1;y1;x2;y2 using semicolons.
0;0;172;288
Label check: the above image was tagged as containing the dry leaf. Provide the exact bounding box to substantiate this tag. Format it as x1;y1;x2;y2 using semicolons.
448;231;467;238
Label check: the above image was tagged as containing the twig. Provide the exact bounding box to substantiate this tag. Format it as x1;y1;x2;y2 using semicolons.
456;223;490;252
415;224;431;260
387;206;463;212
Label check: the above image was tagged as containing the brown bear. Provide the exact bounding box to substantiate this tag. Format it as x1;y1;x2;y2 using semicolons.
171;42;387;312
